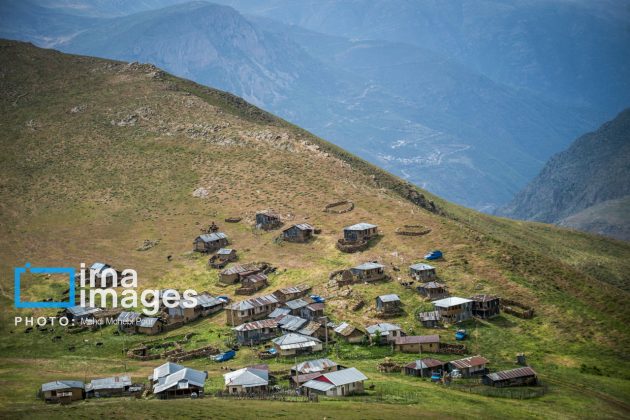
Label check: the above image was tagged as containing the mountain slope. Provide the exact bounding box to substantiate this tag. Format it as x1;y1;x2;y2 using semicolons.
222;0;630;116
0;41;629;418
0;0;600;211
558;197;630;242
499;109;630;241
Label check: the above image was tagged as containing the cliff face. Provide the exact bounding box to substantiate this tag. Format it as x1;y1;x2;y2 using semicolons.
499;108;630;240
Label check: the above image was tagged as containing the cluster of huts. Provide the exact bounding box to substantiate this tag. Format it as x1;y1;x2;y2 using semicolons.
116;292;227;335
39;376;144;404
41;353;536;404
45;211;539;406
223;358;368;397
402;356;538;387
40;357;371;403
227;284;333;356
61;290;229;336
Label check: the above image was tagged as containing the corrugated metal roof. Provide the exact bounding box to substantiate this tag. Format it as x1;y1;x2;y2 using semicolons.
334;322;359;336
405;358;445;370
116;311;140;323
292;358;338;374
298;321;322;336
409;263;435;271
272;333;321;350
243;273;268;283
268;307;291;318
233;318;278;332
284;223;314;232
302;367;367;391
152;362;184;381
154;368;207;394
86;376;131;391
277;315;308;331
90;262;110;273
377;294;400;303
354;262;384;270
449;356;489;369
196;293;223;308
224;367;268;387
139;317;159;328
485;367;537;382
276;284;311;295
221;263;259;276
198;232;228;243
216;248;235;255
366;323;402;335
41;380;85;392
228;294;278;311
301;378;334;392
432;297;473;308
285;298;309;310
344;222;377;231
306;302;325;311
395;335;440;345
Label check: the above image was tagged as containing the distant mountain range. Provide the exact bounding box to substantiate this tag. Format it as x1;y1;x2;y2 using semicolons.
1;0;628;212
498;109;630;241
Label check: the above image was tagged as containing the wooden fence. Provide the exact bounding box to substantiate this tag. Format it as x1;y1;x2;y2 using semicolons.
214;389;316;403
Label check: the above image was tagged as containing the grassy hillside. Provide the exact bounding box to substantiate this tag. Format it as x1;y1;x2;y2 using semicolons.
0;40;629;419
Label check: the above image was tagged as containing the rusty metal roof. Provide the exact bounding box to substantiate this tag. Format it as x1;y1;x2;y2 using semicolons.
243;273;268;283
284;223;314;232
228;294;278;311
298;321;321;336
449;355;490;369
485;367;537;382
275;284;311;295
221;263;260;276
292;358;338;374
405;358;446;370
334;322;361;336
395;335;440;345
233;318;279;332
305;302;324;311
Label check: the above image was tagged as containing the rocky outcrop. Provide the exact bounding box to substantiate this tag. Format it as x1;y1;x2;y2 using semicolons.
498;109;630;240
